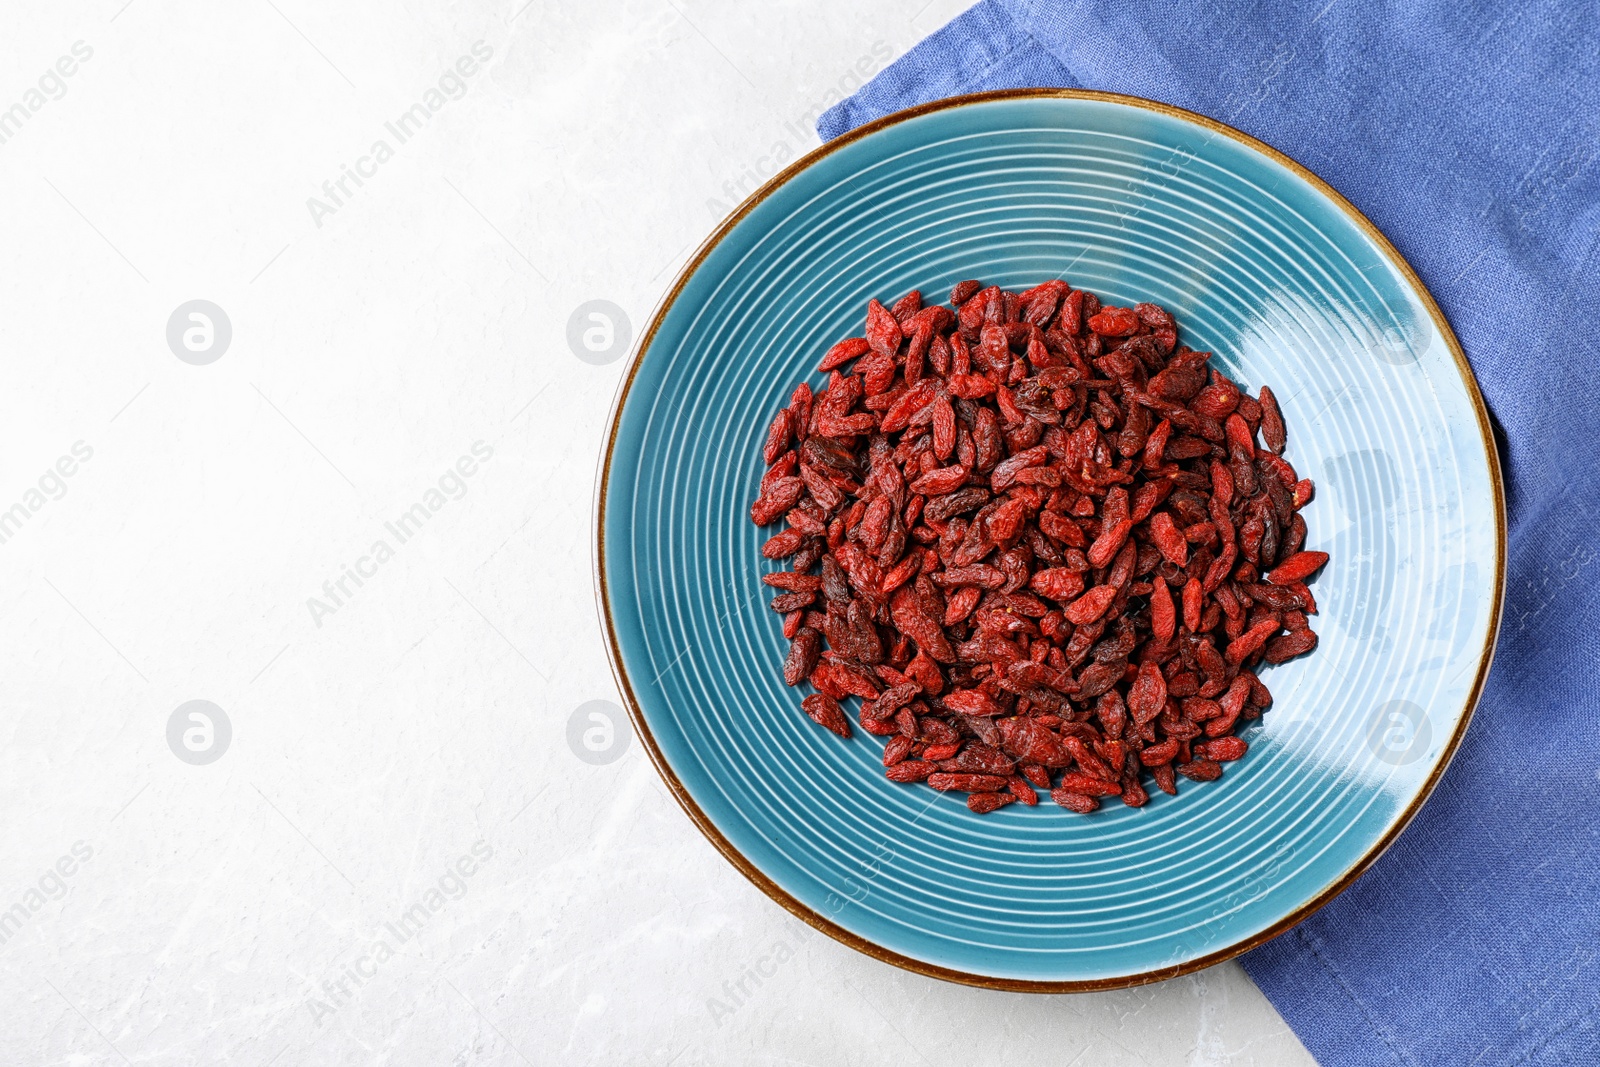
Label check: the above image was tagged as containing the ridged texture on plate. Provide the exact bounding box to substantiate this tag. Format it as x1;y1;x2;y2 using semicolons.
602;96;1499;985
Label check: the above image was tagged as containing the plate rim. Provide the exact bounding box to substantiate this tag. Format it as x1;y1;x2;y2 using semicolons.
591;87;1507;992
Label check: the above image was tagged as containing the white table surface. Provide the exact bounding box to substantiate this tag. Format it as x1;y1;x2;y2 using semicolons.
0;1;1318;1063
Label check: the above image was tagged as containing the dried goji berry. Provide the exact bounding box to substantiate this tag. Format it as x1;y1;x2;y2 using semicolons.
1265;629;1319;662
1065;584;1118;625
1150;575;1176;642
1258;385;1286;454
886;760;936;783
752;283;1324;813
784;629;821;686
927;772;1009;793
1148;511;1188;567
1006;776;1039;805
1029;567;1087;602
1177;759;1223;782
1055;772;1123;797
1267;551;1329;585
1088;306;1140;336
800;693;850;738
1051;789;1100;813
1182;576;1203;632
1199;736;1248;761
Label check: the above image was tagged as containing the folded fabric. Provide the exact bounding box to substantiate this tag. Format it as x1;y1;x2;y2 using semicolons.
819;3;1600;1065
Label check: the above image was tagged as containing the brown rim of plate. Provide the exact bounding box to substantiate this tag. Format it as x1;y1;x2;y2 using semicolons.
590;87;1507;993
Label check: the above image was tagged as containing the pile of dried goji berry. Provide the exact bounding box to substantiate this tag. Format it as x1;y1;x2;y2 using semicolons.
750;279;1325;814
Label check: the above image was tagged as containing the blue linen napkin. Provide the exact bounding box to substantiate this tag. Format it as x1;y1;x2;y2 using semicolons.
820;4;1600;1064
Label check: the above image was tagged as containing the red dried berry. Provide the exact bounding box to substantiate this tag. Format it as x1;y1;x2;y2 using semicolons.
762;529;805;559
1055;772;1123;797
927;772;1010;793
886;760;936;783
1182;576;1203;633
1267;551;1329;585
882;735;915;766
800;693;850;738
1148;511;1188;567
818;336;870;372
1065;584;1118;625
949;279;982;305
1199;736;1248;761
1006;776;1039;805
1051;789;1100;813
1258;385;1286;454
1029;567;1087;602
784;629;821;686
752;282;1323;815
1150;575;1176;643
1265;629;1319;663
1177;759;1223;782
1087;306;1140;336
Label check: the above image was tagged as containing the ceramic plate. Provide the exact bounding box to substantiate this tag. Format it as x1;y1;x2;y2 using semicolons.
596;90;1503;989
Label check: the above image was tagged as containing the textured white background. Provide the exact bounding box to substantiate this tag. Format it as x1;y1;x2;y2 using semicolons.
0;1;1317;1063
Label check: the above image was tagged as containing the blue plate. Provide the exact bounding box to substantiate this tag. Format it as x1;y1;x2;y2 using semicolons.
597;90;1503;989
